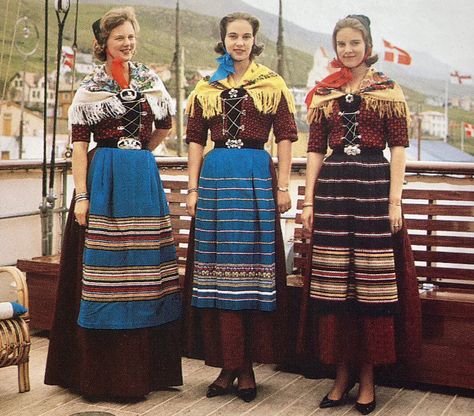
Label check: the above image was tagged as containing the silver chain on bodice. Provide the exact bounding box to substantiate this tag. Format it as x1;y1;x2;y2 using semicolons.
339;93;362;155
221;88;248;149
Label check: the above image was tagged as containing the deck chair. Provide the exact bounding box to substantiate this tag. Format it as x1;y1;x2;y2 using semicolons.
0;266;31;392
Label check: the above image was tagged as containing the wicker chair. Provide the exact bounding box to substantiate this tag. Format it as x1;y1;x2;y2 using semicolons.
0;266;31;392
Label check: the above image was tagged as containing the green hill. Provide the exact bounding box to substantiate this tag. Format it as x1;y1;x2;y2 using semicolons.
0;0;312;92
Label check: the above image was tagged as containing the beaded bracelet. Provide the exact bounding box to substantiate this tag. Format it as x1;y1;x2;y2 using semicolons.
302;202;313;208
187;187;199;194
277;186;289;192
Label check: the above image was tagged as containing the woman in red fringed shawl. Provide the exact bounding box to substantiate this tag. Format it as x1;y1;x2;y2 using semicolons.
298;15;421;415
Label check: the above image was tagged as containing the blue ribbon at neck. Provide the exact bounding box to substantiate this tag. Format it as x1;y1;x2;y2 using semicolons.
209;51;235;83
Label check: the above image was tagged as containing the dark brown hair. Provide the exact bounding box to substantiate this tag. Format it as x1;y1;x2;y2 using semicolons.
214;12;264;59
93;7;140;62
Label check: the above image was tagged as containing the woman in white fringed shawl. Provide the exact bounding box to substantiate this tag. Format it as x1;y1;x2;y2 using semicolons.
44;7;182;400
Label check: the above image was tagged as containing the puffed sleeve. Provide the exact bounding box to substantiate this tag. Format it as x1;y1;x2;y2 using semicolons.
307;115;329;154
385;114;409;147
154;114;172;130
272;96;298;142
71;124;91;143
185;101;209;146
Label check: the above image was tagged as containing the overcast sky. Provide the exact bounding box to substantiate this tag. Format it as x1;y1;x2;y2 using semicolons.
242;0;473;74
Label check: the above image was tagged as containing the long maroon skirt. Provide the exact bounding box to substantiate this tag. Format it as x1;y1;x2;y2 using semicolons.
44;199;182;399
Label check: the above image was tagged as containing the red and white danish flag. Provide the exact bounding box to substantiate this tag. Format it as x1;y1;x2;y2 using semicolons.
464;122;474;138
383;39;412;65
450;71;473;85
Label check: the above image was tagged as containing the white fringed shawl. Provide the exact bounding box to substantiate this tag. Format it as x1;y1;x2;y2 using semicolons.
68;62;175;128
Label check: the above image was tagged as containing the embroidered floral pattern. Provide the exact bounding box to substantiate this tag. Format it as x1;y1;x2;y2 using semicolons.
81;62;160;93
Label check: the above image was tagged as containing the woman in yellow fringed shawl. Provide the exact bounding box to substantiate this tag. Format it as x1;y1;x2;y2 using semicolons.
182;12;298;403
298;15;421;415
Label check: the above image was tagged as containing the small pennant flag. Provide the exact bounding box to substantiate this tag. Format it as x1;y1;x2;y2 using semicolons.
464;122;474;138
450;71;473;85
383;39;412;65
60;46;74;73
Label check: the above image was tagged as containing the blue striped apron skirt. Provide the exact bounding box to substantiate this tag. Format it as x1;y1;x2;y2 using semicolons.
191;148;277;311
310;150;399;315
78;148;181;329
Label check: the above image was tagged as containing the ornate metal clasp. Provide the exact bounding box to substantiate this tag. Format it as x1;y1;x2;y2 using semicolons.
117;137;142;150
343;144;361;156
225;138;244;149
119;88;138;102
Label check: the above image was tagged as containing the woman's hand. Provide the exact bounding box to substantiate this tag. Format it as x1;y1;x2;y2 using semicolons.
301;205;313;235
186;192;198;217
277;190;291;213
74;200;89;226
389;203;403;234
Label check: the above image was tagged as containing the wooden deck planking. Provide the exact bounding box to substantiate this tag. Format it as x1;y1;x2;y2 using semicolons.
1;335;473;416
405;392;456;416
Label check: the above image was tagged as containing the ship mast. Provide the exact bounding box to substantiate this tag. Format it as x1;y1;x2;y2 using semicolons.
276;0;285;79
174;0;185;156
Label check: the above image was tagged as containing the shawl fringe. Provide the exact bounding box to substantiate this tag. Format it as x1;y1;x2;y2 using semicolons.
69;96;126;126
307;101;334;124
307;96;410;125
363;96;409;119
186;90;223;119
145;92;176;119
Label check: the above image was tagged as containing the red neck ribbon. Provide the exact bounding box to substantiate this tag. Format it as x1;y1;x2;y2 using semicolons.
107;50;129;89
305;51;370;108
304;59;352;108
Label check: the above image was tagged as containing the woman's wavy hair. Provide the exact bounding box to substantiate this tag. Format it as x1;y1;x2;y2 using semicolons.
214;12;264;59
92;7;140;62
332;15;378;66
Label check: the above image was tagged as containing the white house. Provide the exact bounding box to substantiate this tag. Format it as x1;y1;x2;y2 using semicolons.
421;111;448;138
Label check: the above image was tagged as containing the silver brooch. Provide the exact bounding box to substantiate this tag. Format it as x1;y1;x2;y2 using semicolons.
225;138;244;149
344;144;361;156
229;88;238;98
345;93;354;103
119;88;138;101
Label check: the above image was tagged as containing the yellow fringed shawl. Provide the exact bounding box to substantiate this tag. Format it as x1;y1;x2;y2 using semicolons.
307;68;410;125
186;61;296;119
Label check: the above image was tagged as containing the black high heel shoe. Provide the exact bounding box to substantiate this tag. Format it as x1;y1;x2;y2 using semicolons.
237;368;257;403
206;370;237;398
355;391;376;414
319;380;356;408
237;387;257;403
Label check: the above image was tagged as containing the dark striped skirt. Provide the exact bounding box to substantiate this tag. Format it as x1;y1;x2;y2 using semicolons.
79;148;181;329
298;150;422;366
192;148;277;312
310;151;398;315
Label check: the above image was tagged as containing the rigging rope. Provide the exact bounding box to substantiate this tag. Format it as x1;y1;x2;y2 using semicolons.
48;4;70;194
65;0;80;157
42;0;48;199
0;0;21;114
0;0;11;112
